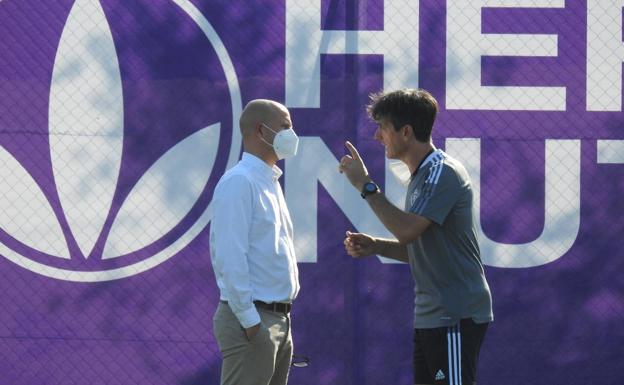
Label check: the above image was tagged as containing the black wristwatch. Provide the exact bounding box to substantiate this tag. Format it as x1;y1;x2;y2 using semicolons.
360;181;380;199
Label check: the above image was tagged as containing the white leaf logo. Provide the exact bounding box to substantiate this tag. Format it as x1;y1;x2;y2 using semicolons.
1;146;70;258
49;0;123;258
103;124;220;258
0;0;243;281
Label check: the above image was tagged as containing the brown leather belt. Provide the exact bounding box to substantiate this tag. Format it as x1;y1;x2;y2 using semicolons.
220;300;292;315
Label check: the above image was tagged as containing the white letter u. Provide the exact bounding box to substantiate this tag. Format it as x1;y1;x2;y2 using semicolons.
446;138;581;268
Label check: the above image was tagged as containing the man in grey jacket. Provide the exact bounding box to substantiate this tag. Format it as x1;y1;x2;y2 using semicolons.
339;89;493;385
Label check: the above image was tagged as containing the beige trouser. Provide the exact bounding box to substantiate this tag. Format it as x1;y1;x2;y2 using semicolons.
213;302;293;385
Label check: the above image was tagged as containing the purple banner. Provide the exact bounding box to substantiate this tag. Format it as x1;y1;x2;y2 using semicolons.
0;1;623;384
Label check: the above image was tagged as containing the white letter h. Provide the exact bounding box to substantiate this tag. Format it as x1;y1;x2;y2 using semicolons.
285;0;420;108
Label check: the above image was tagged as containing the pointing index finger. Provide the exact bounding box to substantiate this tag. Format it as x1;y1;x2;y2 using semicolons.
345;141;361;160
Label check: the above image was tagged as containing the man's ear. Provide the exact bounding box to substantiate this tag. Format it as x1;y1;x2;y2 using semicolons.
401;124;413;139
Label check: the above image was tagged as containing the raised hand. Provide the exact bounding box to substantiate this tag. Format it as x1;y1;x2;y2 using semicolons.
338;141;370;190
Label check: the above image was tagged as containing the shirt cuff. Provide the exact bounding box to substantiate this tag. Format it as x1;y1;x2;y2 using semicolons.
235;306;261;328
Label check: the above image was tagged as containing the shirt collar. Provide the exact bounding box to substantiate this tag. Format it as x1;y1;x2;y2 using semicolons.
241;152;283;180
409;148;445;181
413;148;438;173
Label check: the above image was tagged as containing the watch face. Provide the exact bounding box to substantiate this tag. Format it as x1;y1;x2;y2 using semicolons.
361;182;379;198
365;182;378;193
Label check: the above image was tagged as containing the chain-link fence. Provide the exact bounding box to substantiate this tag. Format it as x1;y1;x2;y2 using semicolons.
1;1;623;384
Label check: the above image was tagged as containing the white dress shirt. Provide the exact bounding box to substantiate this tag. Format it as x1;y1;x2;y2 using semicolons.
210;152;300;328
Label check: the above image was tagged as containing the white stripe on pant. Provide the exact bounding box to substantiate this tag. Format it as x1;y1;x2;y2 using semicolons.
447;324;462;385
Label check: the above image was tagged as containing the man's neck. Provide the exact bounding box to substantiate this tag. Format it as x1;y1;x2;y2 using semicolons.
244;145;277;167
402;142;435;175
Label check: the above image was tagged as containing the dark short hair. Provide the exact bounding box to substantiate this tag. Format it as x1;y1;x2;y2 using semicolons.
366;88;438;142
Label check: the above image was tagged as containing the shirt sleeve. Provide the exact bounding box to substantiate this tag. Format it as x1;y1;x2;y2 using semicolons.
210;174;261;328
408;164;463;225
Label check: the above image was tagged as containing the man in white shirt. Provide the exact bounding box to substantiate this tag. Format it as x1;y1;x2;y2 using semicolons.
210;99;300;385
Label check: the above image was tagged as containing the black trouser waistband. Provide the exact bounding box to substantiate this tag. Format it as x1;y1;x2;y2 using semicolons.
220;300;292;315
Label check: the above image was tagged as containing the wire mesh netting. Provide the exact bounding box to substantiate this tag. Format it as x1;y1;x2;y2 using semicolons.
0;1;623;384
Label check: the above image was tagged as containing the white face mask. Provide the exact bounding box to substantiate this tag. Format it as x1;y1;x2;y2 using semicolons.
261;123;299;160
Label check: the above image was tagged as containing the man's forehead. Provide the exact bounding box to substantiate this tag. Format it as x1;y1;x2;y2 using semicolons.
275;109;292;126
376;117;392;126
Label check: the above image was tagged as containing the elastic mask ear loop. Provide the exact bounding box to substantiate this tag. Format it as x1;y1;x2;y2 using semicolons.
259;123;276;148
